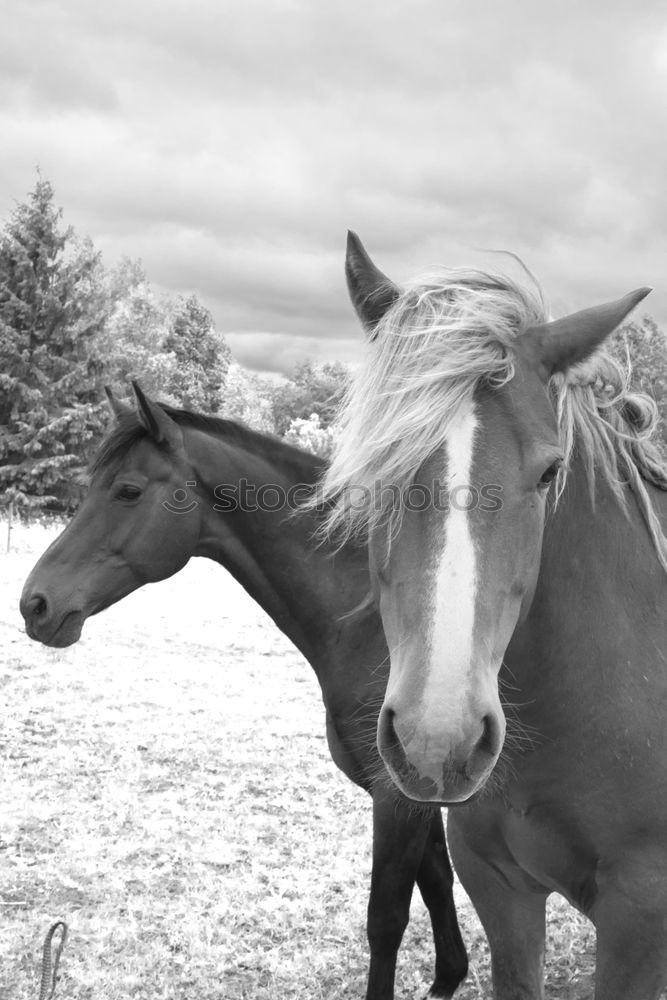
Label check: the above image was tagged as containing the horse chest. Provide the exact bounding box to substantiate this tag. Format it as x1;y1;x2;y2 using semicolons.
500;799;598;907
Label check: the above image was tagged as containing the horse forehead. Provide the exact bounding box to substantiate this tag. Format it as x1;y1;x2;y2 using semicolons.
99;440;183;485
473;366;558;465
135;440;182;473
417;400;478;487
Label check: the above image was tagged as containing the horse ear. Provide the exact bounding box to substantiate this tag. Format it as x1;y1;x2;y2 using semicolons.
345;231;401;338
131;381;182;448
104;386;132;421
530;287;652;376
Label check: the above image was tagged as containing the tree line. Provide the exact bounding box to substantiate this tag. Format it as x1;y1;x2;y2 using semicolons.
0;176;349;519
1;175;665;523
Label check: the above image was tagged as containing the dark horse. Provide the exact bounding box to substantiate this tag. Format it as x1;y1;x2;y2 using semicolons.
318;232;667;999
20;383;467;1000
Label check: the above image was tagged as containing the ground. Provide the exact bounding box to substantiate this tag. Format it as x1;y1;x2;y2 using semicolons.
0;521;607;998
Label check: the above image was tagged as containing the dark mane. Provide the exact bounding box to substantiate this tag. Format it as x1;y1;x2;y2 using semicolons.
91;404;325;482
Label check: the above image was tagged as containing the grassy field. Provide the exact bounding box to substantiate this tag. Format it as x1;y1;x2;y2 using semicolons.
1;522;602;998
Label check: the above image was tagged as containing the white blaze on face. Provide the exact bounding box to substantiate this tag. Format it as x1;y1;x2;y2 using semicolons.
428;403;479;725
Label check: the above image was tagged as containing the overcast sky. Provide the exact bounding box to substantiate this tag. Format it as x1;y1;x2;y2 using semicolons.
1;0;666;373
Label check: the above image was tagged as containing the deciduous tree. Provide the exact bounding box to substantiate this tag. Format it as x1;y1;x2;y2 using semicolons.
611;317;667;450
219;362;275;432
163;294;232;412
271;360;349;435
100;257;179;404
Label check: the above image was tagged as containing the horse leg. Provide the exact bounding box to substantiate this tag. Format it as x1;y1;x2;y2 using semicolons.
448;816;547;1000
415;809;468;998
365;783;431;1000
593;863;667;1000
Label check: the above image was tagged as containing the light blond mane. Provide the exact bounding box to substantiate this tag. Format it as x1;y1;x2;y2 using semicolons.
318;267;667;571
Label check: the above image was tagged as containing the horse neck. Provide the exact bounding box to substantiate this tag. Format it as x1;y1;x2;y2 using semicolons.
545;452;667;584
189;428;374;668
519;450;667;687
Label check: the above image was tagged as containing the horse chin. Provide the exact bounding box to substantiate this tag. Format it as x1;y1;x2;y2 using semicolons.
385;757;491;806
28;610;86;648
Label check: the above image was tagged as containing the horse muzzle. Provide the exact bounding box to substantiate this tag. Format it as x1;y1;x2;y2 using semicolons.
20;591;85;648
377;701;504;804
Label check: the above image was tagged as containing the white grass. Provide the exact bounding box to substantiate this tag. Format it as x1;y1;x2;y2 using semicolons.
1;522;603;998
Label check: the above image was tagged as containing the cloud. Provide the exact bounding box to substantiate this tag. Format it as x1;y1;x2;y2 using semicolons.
226;331;363;373
1;0;665;371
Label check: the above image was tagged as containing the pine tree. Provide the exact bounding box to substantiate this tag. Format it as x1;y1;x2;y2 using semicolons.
0;175;110;515
163;294;232;412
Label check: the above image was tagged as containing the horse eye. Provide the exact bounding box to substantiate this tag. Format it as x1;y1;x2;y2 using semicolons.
116;484;142;501
538;461;562;489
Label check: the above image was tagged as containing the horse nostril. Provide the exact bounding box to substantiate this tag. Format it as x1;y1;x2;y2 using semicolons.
379;706;399;751
27;594;48;619
476;714;500;758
